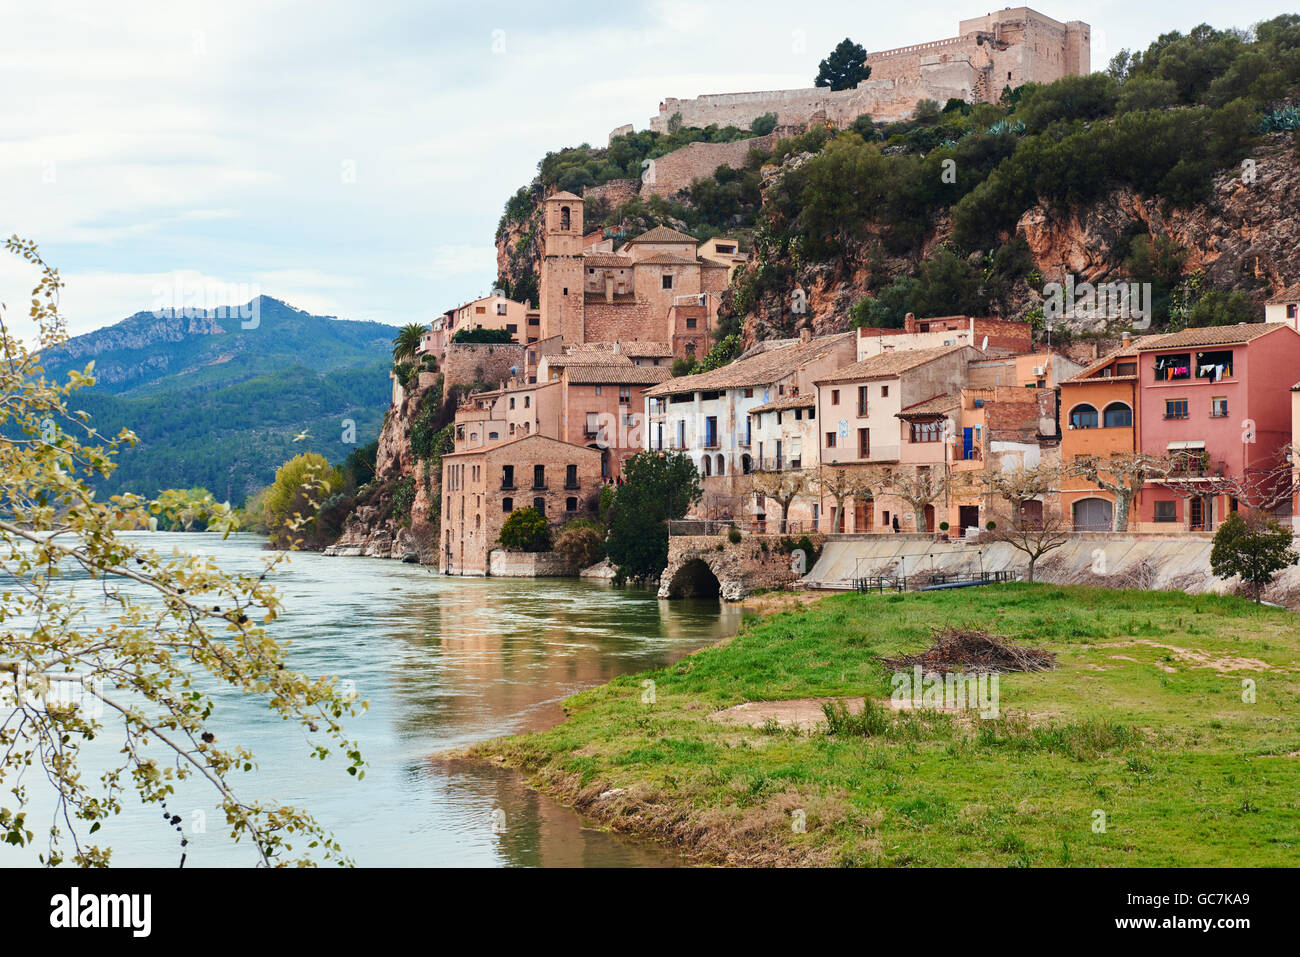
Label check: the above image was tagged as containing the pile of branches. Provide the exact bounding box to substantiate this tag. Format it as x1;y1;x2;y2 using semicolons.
882;627;1056;675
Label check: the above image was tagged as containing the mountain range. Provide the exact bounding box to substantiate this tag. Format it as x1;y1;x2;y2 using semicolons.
40;296;396;505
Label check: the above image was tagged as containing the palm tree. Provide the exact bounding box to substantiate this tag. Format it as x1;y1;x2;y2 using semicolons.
391;323;427;362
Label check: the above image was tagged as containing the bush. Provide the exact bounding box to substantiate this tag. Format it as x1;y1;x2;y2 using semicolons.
451;327;513;344
1210;512;1298;602
554;519;605;569
823;698;890;737
498;506;551;552
727;526;742;544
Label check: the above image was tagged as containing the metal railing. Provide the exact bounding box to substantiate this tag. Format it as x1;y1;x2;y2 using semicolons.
666;519;811;536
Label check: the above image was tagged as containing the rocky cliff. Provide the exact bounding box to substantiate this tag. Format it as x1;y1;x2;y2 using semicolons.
324;375;444;563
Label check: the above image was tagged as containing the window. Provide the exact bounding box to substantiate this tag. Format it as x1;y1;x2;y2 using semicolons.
807;406;815;419
1154;500;1177;523
676;420;686;448
533;497;545;514
496;302;507;315
857;386;869;416
881;385;889;397
565;464;578;488
858;427;870;457
1153;353;1191;381
524;396;530;408
502;497;513;513
1289;304;1298;319
619;385;630;403
528;315;539;326
910;420;942;443
685;317;696;329
825;431;836;448
705;416;718;447
1102;402;1132;428
1196;350;1233;380
1117;362;1137;376
562;287;568;296
506;323;517;334
973;398;984;409
533;464;546;489
566;497;578;512
489;431;499;441
662;274;673;290
776;412;782;425
1069;404;1098;429
831;389;840;405
743;388;754;398
1211;397;1228;417
509;397;516;409
594;385;602;396
744;418;751;446
501;465;515;489
1165;398;1189;419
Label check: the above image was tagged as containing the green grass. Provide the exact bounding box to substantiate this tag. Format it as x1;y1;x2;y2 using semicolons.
473;584;1300;867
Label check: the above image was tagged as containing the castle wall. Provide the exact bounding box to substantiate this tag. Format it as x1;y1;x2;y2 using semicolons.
640;133;779;198
646;8;1088;133
443;342;528;391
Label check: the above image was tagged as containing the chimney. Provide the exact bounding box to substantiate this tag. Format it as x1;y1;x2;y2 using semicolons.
904;312;917;333
613;340;621;355
799;326;811;343
1121;331;1131;347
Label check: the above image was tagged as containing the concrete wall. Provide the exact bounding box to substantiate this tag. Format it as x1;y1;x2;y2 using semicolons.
488;550;576;577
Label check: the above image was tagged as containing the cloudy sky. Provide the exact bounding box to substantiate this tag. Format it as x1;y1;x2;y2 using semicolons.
1;0;1290;336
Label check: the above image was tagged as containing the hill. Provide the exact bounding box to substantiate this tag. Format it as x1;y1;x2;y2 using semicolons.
42;296;396;504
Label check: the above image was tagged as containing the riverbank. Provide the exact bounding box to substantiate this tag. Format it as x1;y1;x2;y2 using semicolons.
468;584;1300;866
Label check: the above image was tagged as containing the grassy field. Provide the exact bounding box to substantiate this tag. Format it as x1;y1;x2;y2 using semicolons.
470;584;1300;866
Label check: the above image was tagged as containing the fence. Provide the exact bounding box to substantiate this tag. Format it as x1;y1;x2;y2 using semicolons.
666;519;812;536
853;569;1018;593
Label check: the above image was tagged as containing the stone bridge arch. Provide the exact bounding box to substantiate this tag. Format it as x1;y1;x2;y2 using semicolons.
658;552;738;601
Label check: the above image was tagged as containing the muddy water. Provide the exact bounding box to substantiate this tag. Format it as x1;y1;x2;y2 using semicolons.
6;533;739;867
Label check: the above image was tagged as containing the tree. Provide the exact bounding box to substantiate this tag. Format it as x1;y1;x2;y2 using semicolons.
963;463;1061;525
498;506;551;551
750;112;778;135
554;519;604;569
391;323;427;362
883;466;951;532
0;238;361;865
813;466;885;533
265;452;344;549
748;468;811;532
814;38;871;91
1210;512;1298;602
605;451;702;582
1068;454;1167;531
986;509;1069;583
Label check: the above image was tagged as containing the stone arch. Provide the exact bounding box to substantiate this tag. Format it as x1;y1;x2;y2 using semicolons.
715;453;725;476
662;558;721;599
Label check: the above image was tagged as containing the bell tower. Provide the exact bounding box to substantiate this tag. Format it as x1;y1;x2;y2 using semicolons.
539;191;585;345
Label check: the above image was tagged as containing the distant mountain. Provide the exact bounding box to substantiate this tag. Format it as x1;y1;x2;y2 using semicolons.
41;296;397;505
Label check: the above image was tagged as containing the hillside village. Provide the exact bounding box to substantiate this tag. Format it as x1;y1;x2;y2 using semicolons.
332;6;1300;599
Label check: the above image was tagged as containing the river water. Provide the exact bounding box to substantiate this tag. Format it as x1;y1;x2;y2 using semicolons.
6;533;738;867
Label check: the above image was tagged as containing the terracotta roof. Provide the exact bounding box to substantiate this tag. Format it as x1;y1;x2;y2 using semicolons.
549;190;583;201
625;225;698;245
443;431;600;458
546;352;636;368
814;345;976;384
1136;323;1285;350
583;254;633;268
748;394;816;414
1062;335;1165;382
1267;284;1300;303
646;333;854;396
564;364;672;385
637;252;701;265
896;393;959;418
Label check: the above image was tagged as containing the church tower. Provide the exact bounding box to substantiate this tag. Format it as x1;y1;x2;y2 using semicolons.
539;191;585;345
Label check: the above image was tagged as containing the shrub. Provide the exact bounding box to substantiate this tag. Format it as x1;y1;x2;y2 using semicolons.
554;519;604;569
498;506;551;552
451;327;513;344
823;698;890;737
728;526;742;544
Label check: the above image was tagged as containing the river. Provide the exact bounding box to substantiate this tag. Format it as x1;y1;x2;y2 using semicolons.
5;532;739;867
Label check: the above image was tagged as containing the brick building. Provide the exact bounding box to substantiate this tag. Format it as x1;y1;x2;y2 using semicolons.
441;434;603;575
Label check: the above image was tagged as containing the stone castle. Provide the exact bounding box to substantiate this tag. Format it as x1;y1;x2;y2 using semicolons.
647;7;1090;131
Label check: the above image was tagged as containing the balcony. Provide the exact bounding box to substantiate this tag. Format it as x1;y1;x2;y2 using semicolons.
564;480;581;490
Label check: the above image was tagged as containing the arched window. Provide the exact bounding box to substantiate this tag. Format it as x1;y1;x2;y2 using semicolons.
1102;402;1132;428
559;206;570;230
701;456;712;476
1069;403;1098;429
741;453;753;474
715;454;725;476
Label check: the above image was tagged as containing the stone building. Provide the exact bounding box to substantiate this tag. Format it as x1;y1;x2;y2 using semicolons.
646;7;1089;130
441;434;603;575
537;192;735;362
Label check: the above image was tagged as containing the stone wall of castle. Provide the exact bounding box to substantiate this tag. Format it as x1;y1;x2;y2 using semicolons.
442;341;527;391
640;132;782;198
583;178;641;210
647;7;1088;133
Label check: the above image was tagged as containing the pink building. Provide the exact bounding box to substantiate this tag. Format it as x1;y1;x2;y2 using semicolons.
1136;323;1300;530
